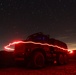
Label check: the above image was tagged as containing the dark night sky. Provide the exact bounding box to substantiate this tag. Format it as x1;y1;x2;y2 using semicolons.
0;0;76;50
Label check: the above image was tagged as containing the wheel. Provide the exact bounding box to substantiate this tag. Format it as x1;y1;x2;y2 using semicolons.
64;54;68;64
57;54;64;65
32;51;45;68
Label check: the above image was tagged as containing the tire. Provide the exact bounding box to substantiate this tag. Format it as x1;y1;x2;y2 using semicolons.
64;54;68;64
57;54;64;65
32;51;45;68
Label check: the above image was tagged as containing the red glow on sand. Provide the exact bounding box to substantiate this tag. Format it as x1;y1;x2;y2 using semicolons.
4;41;68;51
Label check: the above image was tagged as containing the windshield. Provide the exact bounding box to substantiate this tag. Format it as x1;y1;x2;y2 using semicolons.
26;33;49;42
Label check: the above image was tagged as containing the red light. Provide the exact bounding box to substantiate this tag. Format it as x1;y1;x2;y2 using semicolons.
68;50;73;54
4;41;68;51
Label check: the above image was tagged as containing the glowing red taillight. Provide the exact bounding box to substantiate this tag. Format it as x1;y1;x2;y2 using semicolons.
4;41;23;52
68;50;73;54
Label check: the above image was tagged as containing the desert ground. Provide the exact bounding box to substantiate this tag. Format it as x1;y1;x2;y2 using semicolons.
0;60;76;75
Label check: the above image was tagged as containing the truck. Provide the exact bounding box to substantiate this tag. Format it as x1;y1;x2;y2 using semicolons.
13;32;69;68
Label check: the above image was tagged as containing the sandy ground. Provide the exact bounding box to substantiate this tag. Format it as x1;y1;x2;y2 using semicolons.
0;60;76;75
